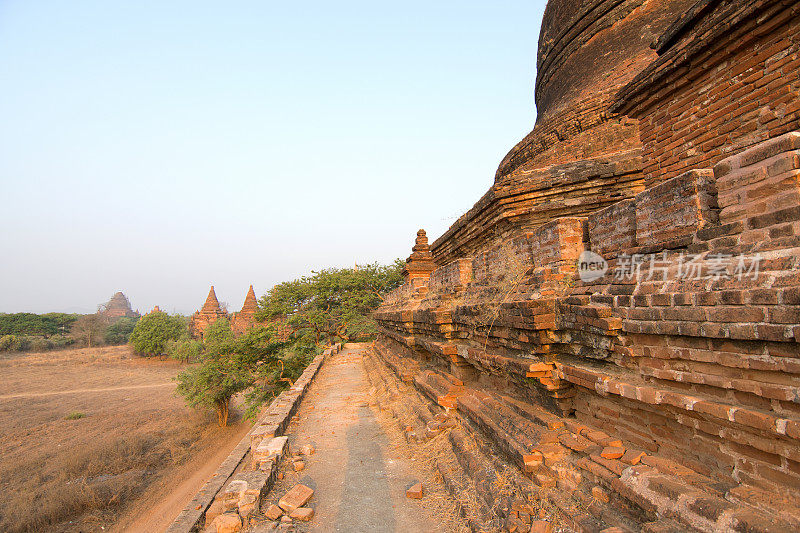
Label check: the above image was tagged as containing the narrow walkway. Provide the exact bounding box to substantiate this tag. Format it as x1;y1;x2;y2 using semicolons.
257;344;444;533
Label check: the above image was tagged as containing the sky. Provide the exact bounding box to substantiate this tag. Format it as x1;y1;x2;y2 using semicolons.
0;0;546;314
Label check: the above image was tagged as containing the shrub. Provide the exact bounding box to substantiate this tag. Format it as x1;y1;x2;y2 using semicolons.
11;336;29;352
104;317;139;345
64;412;85;420
28;336;52;352
166;338;203;363
128;312;186;357
0;335;15;351
49;335;74;350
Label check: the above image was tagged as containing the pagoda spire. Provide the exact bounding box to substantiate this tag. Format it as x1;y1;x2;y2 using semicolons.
241;285;258;313
201;285;222;313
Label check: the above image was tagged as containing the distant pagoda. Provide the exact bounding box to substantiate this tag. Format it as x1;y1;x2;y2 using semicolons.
189;284;290;340
231;285;259;335
100;291;140;321
189;286;228;339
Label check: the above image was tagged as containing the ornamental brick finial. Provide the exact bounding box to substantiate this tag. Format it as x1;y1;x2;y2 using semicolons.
403;228;435;282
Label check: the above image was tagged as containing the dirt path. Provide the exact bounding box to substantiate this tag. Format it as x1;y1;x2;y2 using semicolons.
257;344;447;533
0;382;174;400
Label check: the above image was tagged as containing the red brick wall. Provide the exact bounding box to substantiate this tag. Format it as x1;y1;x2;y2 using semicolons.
635;7;800;186
634;169;717;249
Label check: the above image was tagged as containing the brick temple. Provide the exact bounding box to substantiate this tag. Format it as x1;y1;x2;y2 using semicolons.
190;285;290;341
370;0;800;531
99;291;140;321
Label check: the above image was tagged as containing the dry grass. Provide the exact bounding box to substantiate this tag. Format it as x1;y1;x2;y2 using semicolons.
0;345;239;533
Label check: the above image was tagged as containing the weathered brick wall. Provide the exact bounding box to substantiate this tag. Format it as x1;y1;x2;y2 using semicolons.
373;132;800;531
372;1;800;529
588;199;636;258
615;0;800;187
431;150;644;265
633;168;718;250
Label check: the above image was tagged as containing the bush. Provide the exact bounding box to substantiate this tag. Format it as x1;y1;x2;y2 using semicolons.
11;336;30;352
28;337;52;352
104;317;139;345
166;338;203;363
0;335;15;351
49;335;74;350
129;312;186;357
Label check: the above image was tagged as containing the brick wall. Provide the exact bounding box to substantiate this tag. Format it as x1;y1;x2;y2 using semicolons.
625;2;800;186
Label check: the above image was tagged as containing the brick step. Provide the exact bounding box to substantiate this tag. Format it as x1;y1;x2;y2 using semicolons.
456;391;549;475
413;370;465;408
459;347;555;379
448;427;539;514
435;446;501;533
374;343;419;383
364;350;407;402
556;358;800;464
570;483;644;532
500;394;566;430
726;484;800;528
546;491;608;533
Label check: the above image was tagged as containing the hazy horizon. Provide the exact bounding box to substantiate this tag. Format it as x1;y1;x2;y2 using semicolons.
0;1;546;314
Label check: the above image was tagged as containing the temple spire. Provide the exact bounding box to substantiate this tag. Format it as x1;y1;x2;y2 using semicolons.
241;285;258;313
201;285;222;313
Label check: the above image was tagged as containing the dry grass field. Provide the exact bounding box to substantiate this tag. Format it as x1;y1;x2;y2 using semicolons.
0;345;249;533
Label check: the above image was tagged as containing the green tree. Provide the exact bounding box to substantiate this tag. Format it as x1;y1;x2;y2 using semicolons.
104;316;139;345
256;260;403;344
0;312;78;336
176;323;285;426
166;338;203;363
203;317;234;346
128;311;186;357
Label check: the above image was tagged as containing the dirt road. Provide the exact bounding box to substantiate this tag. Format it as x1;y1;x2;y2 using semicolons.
0;382;174;400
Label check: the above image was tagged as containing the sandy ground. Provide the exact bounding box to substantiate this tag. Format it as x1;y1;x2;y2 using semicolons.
0;345;250;533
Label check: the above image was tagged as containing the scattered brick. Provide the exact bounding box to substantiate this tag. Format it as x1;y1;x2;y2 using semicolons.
406;482;424;499
278;484;314;513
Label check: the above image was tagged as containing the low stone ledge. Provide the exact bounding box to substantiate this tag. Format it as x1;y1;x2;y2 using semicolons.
165;345;333;533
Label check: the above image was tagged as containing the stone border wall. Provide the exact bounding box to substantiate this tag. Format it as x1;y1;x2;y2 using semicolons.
166;343;341;533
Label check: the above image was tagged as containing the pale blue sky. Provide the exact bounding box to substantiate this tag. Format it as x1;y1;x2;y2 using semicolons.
0;1;546;314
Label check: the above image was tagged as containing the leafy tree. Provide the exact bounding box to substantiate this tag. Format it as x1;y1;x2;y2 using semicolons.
0;312;78;336
176;322;285;426
166;338;203;363
128;311;186;357
104;316;139;345
256;260;404;344
176;260;401;427
203;317;234;346
69;314;109;347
